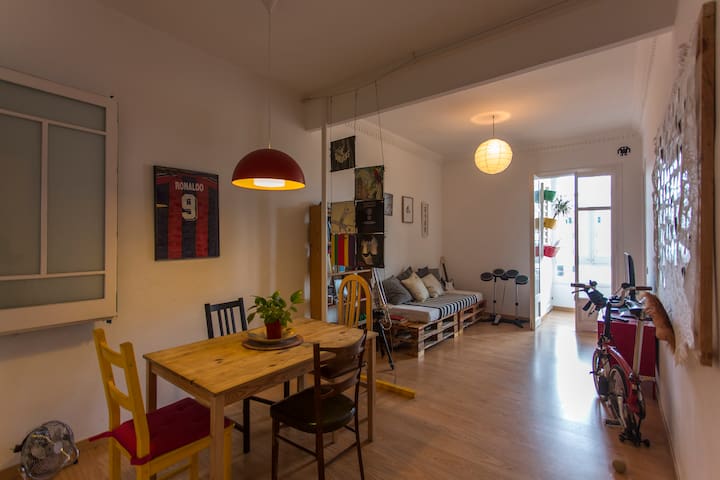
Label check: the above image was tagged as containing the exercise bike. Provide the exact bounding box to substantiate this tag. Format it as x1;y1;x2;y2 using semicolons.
571;280;652;447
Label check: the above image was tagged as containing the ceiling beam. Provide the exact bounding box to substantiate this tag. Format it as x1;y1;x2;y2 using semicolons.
303;0;677;130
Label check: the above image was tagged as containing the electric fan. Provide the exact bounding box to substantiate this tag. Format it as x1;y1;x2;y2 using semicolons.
14;421;79;480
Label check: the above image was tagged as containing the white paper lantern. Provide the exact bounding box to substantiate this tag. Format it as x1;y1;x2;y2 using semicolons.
474;138;513;174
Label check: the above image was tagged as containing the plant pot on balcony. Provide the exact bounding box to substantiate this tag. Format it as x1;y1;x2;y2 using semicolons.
543;245;560;258
543;190;557;202
543;217;557;229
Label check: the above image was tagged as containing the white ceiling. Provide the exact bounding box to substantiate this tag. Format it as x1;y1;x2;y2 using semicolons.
95;0;671;158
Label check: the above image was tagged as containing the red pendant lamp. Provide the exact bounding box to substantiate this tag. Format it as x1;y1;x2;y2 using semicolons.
232;0;306;191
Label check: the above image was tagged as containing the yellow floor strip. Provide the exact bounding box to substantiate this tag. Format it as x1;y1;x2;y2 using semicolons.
361;374;416;399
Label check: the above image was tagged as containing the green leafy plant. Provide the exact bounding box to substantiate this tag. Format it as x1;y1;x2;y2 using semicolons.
247;290;304;327
553;196;571;219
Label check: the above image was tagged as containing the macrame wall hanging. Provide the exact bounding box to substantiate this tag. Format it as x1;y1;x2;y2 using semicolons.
652;2;715;365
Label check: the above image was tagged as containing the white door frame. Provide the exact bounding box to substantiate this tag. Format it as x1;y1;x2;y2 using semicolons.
529;166;621;331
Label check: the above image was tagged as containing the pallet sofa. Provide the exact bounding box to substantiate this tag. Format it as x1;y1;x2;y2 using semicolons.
382;267;485;357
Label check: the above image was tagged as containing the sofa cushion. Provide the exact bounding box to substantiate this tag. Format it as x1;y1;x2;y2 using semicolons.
401;272;430;302
382;276;413;305
421;273;445;298
417;266;443;283
396;266;414;281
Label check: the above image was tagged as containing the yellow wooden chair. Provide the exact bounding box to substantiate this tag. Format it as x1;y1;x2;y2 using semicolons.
337;274;372;328
92;328;233;480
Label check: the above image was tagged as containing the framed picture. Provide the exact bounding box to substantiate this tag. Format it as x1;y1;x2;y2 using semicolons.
356;200;384;233
402;196;413;223
330;136;356;172
154;166;219;260
357;234;384;268
330;201;357;234
421;202;429;237
384;193;393;216
355;166;384;200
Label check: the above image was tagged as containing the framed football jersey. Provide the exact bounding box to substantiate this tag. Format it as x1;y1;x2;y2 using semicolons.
154;166;220;260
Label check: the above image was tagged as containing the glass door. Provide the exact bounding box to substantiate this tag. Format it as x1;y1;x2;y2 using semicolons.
574;174;613;331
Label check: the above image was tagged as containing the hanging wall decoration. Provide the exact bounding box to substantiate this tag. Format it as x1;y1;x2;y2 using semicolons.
355;166;384;200
357;233;384;268
356;200;384;234
384;193;393;215
402;196;414;224
154;166;220;260
330;201;357;234
652;2;715;365
330;136;356;172
421;202;429;238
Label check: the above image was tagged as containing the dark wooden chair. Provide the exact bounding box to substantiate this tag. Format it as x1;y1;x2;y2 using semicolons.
270;331;367;480
204;298;291;454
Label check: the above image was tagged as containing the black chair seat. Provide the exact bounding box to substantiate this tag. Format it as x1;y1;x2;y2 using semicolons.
271;387;356;434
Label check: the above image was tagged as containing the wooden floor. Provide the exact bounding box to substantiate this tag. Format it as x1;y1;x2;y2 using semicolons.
40;311;676;479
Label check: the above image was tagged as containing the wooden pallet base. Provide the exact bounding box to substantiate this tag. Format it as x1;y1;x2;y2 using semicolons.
391;299;485;358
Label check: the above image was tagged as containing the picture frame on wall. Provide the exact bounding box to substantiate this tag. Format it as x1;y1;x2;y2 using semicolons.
402;196;413;223
330;136;356;172
154;166;220;260
421;202;429;237
384;192;393;215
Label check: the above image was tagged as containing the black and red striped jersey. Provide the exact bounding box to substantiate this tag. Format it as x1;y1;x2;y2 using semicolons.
154;166;219;259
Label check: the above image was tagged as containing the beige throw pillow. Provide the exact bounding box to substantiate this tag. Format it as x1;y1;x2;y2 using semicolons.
421;273;444;298
401;272;430;302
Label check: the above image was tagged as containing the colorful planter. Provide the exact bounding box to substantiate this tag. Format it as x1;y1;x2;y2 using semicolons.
543;190;557;202
543;217;557;229
543;245;560;258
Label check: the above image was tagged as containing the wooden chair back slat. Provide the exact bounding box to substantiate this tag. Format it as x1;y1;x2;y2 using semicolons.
93;329;151;458
337;274;372;328
204;298;248;338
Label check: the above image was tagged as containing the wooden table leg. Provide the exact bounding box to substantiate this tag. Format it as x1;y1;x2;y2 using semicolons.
366;335;376;442
296;375;304;392
146;361;157;412
209;395;228;480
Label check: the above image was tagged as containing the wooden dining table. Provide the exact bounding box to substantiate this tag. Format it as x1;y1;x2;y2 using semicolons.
144;319;377;480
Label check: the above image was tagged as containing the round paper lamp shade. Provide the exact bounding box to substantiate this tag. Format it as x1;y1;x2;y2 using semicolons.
474;138;513;174
232;148;306;190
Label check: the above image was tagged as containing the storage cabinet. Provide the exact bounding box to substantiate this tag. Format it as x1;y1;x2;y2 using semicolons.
597;319;657;378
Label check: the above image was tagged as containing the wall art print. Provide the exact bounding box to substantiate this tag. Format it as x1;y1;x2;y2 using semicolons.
330;201;357;234
652;2;715;365
154;166;219;260
356;200;384;234
402;196;413;224
357;233;384;268
384;193;393;215
355;166;384;201
330;136;356;172
421;202;429;238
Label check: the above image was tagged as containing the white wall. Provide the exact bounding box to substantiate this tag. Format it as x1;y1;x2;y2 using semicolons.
328;121;444;278
0;0;320;469
641;2;720;478
442;132;644;321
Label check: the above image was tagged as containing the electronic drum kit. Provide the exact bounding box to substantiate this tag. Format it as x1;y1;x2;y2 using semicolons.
480;268;529;328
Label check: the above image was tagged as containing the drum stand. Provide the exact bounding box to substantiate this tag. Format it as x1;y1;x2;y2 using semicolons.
480;269;529;328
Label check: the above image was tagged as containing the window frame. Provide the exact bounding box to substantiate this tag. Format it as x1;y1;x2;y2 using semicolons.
0;67;117;335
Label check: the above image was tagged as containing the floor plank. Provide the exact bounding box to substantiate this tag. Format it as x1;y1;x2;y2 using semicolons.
26;311;675;479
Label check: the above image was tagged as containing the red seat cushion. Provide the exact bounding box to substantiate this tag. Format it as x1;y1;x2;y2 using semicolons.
102;397;232;465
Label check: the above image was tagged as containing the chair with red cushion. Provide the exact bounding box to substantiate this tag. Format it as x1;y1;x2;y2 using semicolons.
92;328;233;480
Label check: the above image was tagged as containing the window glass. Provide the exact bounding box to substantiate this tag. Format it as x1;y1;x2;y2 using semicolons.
0;114;41;275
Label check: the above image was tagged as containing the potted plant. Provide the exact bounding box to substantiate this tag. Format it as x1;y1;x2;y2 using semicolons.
544;196;571;229
247;290;304;339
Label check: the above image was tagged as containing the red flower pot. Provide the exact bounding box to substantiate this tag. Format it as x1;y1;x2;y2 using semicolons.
265;321;282;339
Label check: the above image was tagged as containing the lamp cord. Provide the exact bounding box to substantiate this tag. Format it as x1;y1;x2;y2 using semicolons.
267;6;272;149
374;81;385;166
